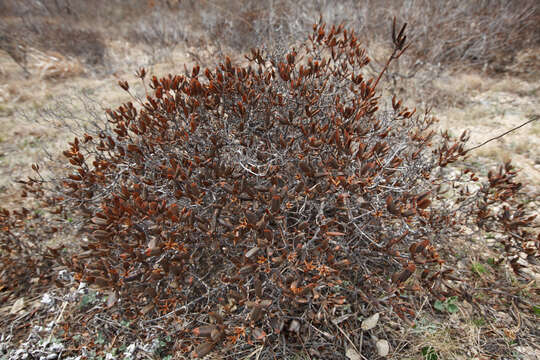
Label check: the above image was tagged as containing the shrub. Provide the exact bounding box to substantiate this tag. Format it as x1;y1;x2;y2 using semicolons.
5;18;538;357
0;204;55;299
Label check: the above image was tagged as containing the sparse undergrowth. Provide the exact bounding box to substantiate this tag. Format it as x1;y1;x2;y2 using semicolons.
1;17;539;360
1;0;538;78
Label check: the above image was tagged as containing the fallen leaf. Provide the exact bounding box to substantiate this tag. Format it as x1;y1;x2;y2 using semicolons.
141;304;154;315
376;339;390;357
361;312;379;331
346;346;362;360
210;327;224;342
193;342;214;358
245;247;260;258
252;327;267;341
288;319;300;333
106;291;117;308
10;298;25;315
193;325;216;337
326;231;345;236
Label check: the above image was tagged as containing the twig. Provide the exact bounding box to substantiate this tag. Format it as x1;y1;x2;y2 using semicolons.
373;17;410;90
465;115;539;153
334;323;367;360
142;287;221;324
47;301;67;343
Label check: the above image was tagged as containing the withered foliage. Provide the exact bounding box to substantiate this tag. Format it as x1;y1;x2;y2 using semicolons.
0;193;55;298
1;18;538;356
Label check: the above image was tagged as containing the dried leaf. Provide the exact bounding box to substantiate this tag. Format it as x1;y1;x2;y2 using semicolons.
250;305;263;322
245;247;260;258
94;277;110;288
106;291;117;308
193;342;214;358
361;312;379;331
376;339;390;356
252;327;267;341
193;325;216;337
288;319;301;333
346;346;362;360
210;327;223;342
326;231;345;236
208;311;223;324
141;304;154;315
10;298;25;315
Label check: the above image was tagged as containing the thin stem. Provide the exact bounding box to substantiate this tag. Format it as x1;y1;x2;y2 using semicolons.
465;115;539;153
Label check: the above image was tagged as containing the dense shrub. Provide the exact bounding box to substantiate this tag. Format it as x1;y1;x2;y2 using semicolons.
3;18;538;357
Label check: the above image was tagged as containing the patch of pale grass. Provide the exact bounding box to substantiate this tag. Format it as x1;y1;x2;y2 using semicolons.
436;105;494;131
434;72;492;98
489;76;529;94
390;310;488;360
507;47;540;80
28;48;84;79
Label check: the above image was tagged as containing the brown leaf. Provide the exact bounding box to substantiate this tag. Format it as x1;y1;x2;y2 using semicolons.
386;195;400;215
208;311;223;324
392;263;416;284
326;231;345;236
193;342;214;358
210;327;224;342
193;325;216;337
253;275;262;298
94;277;110;288
91;230;110;239
252;327;267;341
238;264;256;275
250;305;263;322
271;195;281;213
416;196;431;209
